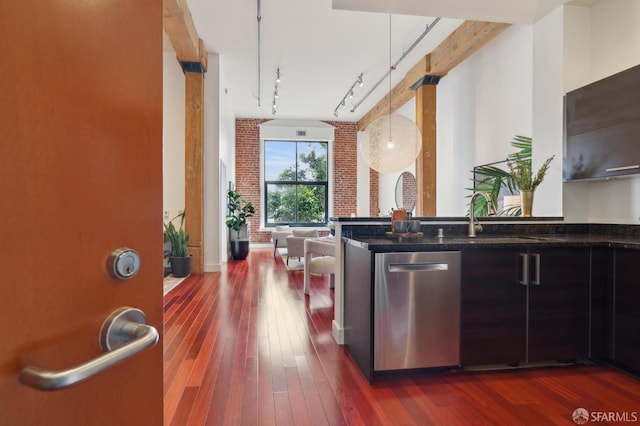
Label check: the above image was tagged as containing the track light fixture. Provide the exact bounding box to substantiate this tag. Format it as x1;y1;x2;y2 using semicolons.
351;17;440;113
333;73;364;118
272;68;281;115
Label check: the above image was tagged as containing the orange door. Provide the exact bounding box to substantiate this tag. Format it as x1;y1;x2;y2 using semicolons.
0;1;163;424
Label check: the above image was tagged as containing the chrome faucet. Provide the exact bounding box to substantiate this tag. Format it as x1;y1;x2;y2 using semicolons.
468;192;496;237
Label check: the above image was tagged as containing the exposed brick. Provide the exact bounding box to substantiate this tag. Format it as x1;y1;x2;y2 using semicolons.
235;119;359;243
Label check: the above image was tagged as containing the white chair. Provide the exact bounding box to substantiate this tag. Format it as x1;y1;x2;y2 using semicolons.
285;229;318;265
303;237;335;295
271;226;292;257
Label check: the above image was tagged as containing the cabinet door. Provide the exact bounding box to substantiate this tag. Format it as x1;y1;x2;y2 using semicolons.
528;247;591;362
614;249;640;372
564;64;640;181
590;248;614;361
461;248;527;365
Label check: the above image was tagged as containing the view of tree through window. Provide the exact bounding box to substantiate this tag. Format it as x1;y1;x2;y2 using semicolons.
264;140;328;226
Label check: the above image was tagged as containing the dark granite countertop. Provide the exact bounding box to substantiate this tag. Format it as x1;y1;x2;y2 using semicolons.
344;233;640;252
330;216;563;223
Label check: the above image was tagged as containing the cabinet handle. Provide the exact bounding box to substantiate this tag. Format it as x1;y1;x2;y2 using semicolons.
530;253;541;285
605;164;639;172
518;253;528;285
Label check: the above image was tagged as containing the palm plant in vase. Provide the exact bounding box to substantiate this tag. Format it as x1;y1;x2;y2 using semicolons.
506;149;554;217
469;135;530;217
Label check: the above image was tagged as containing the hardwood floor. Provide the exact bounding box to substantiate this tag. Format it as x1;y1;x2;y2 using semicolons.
164;248;640;425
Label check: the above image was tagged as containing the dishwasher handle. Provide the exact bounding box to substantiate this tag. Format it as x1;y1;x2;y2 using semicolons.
388;263;449;273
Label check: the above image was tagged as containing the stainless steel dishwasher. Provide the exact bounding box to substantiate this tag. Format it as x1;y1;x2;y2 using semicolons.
374;251;461;371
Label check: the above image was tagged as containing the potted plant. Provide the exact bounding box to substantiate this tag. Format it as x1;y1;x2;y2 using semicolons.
226;189;255;260
469;136;553;217
507;148;554;217
163;211;192;277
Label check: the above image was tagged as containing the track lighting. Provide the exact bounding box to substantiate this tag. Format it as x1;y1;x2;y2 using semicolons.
272;68;281;115
333;73;364;118
351;17;440;113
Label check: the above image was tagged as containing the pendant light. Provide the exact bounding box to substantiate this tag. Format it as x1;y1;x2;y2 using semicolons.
359;14;422;174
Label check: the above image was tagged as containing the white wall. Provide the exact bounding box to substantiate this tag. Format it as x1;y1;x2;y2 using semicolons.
219;59;236;263
203;54;221;271
532;7;564;217
563;0;640;224
163;53;185;222
437;24;534;216
163;52;237;271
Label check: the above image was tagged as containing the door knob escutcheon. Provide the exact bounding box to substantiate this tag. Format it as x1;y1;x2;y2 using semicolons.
108;248;141;279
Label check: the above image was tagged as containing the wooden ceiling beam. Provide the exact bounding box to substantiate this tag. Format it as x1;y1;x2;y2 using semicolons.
429;21;511;76
357;21;510;132
163;0;208;68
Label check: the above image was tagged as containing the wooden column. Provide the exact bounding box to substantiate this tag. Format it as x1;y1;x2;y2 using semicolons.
414;78;438;216
183;66;204;273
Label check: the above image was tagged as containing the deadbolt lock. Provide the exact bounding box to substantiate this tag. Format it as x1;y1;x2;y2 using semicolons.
108;248;141;280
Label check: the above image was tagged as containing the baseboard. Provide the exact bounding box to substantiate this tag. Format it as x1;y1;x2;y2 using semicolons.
250;243;272;248
204;263;221;272
332;320;345;345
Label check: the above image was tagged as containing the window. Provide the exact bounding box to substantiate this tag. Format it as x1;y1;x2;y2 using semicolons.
264;140;328;226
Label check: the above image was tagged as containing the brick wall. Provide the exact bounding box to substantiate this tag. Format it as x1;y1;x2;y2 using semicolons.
329;121;358;218
235;119;359;243
369;169;379;216
235;119;268;243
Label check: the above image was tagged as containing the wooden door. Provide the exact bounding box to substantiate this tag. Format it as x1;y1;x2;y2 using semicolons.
0;1;163;425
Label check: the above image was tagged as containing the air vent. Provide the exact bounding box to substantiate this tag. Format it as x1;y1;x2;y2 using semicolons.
296;130;307;137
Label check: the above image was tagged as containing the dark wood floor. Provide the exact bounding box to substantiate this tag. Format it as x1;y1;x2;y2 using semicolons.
163;248;640;425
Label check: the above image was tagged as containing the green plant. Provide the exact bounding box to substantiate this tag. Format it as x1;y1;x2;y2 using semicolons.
226;189;255;238
507;153;555;191
468;135;531;217
164;211;190;258
468;135;554;217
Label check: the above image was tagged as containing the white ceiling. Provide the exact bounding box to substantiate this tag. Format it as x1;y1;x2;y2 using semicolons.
179;0;596;122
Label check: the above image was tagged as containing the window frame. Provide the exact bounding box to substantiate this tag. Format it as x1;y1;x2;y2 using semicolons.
263;139;329;227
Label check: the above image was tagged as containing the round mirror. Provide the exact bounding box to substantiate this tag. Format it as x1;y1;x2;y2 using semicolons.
395;171;417;212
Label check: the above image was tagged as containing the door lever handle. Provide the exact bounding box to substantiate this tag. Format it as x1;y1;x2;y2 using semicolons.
19;307;158;391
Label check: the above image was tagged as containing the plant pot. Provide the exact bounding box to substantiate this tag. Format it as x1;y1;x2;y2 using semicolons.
230;240;250;260
520;190;534;217
169;255;192;278
230;223;250;241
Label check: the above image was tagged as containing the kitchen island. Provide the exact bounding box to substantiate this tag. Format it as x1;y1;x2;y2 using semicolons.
331;217;640;381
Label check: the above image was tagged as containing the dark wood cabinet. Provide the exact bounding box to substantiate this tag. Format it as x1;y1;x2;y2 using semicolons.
527;247;590;362
461;247;591;366
614;248;640;373
564;64;640;181
461;248;526;365
588;248;614;361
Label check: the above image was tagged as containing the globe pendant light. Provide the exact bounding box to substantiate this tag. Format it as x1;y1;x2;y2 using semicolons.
359;113;422;173
359;14;422;174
